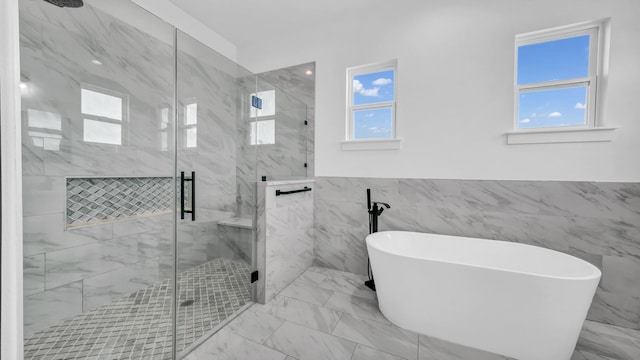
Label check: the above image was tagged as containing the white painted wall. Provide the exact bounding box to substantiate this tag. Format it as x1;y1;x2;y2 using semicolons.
238;0;640;182
128;0;237;61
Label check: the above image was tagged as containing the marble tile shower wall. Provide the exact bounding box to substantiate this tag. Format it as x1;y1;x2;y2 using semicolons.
257;62;315;178
235;74;260;220
235;70;311;220
257;90;307;180
313;177;640;330
175;37;249;274
20;0;243;336
20;0;174;337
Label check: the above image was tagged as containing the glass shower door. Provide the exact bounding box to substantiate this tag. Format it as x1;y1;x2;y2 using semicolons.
174;30;257;357
20;0;177;358
255;77;308;181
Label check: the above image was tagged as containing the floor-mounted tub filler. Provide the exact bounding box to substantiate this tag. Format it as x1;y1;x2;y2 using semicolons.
366;231;601;360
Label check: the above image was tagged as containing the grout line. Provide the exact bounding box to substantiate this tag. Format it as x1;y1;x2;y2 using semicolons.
348;342;359;360
330;311;345;335
261;319;287;348
359;344;411;360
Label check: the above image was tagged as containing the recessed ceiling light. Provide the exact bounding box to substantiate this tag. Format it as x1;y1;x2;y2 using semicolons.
304;70;313;76
91;59;103;65
19;83;28;90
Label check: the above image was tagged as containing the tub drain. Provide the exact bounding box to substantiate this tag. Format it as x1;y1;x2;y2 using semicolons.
180;300;195;307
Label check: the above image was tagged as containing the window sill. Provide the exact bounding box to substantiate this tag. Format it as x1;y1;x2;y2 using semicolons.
341;138;402;151
506;127;617;145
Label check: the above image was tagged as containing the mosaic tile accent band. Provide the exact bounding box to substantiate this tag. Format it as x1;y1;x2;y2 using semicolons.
66;177;173;228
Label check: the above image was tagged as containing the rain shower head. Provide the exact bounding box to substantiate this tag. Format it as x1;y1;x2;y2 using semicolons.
43;0;84;8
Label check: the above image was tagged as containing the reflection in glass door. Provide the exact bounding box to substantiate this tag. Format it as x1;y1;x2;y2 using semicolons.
174;31;257;357
20;0;177;358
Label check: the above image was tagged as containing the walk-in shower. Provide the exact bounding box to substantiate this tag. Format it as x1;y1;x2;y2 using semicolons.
20;0;307;358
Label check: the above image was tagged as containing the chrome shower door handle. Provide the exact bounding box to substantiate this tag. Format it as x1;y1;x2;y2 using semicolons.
180;171;195;221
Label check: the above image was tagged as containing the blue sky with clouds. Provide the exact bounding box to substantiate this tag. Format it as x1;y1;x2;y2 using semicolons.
353;69;394;138
517;34;590;128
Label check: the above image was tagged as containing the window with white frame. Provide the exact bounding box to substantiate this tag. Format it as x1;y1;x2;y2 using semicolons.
249;90;276;145
347;60;396;140
81;86;127;145
514;20;606;131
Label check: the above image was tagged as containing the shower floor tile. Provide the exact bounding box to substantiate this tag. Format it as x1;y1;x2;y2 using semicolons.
23;258;251;360
187;266;640;360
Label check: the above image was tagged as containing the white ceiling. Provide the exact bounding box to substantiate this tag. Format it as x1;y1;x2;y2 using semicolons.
168;0;397;47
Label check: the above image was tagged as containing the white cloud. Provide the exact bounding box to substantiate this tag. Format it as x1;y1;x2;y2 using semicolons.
353;79;379;97
368;127;390;133
574;102;586;110
353;79;363;93
520;118;531;124
365;113;375;118
548;112;562;118
372;78;393;86
531;113;537;118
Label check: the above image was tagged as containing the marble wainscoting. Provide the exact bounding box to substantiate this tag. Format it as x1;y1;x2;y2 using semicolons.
313;177;640;331
257;180;315;303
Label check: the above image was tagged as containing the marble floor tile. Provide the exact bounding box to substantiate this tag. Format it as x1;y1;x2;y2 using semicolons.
279;281;334;306
294;269;329;286
418;334;514;360
185;328;286;360
227;308;284;344
574;320;640;360
332;313;419;360
264;321;357;360
308;266;367;282
317;274;377;301
205;267;640;360
571;349;617;360
266;295;343;334
581;320;640;346
323;291;390;325
352;344;407;360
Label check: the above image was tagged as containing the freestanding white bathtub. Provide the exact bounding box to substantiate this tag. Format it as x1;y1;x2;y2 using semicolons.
366;231;601;360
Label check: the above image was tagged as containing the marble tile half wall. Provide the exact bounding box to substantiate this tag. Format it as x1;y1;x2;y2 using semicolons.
313;177;640;330
257;180;315;303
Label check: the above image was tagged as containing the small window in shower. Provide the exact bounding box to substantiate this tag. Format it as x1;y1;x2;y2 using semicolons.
27;109;63;151
249;90;276;145
347;60;396;140
250;90;275;118
183;102;197;148
250;119;275;145
159;107;170;151
81;85;127;145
